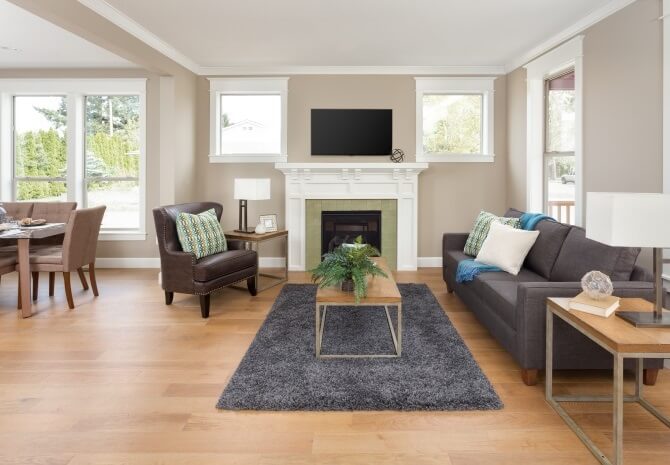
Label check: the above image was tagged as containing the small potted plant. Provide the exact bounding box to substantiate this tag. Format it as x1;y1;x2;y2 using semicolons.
310;236;387;303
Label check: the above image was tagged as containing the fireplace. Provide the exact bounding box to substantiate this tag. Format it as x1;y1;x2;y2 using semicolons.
321;210;382;255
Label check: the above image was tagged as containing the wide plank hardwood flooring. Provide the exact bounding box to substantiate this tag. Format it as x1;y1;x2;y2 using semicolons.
0;268;668;464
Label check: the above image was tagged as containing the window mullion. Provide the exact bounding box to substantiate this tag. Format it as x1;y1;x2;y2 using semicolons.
66;93;84;205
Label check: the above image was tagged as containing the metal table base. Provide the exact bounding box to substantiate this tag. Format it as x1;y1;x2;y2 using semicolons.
546;305;670;465
315;302;402;359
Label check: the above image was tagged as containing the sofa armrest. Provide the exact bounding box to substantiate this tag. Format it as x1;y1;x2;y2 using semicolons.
630;265;653;282
443;233;469;252
227;239;248;251
515;281;654;367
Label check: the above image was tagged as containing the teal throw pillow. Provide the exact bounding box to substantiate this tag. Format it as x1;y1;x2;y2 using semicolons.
176;208;227;259
464;210;520;257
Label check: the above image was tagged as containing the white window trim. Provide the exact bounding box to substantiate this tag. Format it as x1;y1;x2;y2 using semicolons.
415;77;495;163
208;77;288;163
0;78;147;240
525;36;583;226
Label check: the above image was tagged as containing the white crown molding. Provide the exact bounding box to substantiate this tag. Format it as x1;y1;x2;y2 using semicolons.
504;0;637;73
199;65;506;76
77;0;200;74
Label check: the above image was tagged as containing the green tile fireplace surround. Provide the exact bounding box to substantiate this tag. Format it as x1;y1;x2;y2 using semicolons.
305;199;398;270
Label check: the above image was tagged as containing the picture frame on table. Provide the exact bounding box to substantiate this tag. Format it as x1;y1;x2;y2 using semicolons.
259;214;278;232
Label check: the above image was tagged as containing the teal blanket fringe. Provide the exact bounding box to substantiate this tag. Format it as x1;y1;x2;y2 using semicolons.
455;212;554;283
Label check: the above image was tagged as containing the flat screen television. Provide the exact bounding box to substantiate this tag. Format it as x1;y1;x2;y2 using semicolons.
311;109;392;155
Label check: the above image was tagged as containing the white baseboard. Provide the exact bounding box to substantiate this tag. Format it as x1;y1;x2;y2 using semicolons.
96;257;160;268
417;257;443;268
95;257;286;269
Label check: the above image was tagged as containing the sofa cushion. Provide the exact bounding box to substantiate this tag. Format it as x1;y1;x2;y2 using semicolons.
464;211;521;257
504;208;524;218
524;219;571;279
476;280;519;329
550;227;641;282
193;249;256;282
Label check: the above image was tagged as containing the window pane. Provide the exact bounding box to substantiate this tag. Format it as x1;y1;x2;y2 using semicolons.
85;95;140;178
87;180;139;230
220;94;281;154
545;84;575;153
422;94;482;154
546;155;576;225
16;181;67;202
14;96;67;178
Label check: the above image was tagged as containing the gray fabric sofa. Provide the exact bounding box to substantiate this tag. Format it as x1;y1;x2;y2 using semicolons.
443;208;662;386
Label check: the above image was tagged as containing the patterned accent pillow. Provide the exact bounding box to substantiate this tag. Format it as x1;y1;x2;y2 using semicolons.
176;209;227;259
464;211;521;257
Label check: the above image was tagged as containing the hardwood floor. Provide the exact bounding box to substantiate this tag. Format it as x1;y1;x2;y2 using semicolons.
0;268;668;465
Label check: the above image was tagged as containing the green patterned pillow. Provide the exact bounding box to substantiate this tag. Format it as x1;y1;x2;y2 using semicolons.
176;209;227;259
464;211;520;257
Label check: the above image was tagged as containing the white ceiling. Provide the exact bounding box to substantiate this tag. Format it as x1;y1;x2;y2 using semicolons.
101;0;616;70
0;0;134;68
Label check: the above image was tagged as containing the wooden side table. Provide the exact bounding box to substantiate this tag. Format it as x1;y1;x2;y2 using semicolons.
546;297;670;465
224;229;288;292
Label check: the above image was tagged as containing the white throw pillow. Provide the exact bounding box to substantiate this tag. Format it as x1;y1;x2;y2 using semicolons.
475;222;540;275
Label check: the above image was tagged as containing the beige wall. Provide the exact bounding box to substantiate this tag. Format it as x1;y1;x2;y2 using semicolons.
506;0;663;211
197;74;509;259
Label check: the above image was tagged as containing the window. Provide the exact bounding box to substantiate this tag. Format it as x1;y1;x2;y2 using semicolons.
415;78;495;162
525;36;583;226
544;70;576;224
209;78;288;163
0;79;146;239
13;96;68;202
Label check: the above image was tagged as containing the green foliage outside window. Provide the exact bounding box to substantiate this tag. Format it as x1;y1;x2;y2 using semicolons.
423;94;482;155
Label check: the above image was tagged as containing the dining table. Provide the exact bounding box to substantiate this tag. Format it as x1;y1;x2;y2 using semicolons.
0;223;66;318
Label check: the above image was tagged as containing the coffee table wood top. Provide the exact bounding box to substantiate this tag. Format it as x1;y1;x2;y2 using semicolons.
547;297;670;354
223;229;287;242
316;257;401;304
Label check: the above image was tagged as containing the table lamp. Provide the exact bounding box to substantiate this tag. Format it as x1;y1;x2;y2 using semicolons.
586;192;670;327
233;178;271;233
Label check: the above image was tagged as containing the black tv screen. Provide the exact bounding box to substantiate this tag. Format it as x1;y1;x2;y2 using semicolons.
311;109;392;155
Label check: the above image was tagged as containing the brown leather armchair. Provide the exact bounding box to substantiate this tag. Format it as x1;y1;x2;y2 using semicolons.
153;202;258;318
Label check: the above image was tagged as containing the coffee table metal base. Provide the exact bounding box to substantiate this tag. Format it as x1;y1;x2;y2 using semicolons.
315;302;402;359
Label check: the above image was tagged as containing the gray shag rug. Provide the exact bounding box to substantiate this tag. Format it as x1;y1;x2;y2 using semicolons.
217;283;503;411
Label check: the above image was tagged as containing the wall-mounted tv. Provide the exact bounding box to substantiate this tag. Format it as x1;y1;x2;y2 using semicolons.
311;109;392;156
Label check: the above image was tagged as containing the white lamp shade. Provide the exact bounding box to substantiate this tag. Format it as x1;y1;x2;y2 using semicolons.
586;192;670;248
234;178;271;200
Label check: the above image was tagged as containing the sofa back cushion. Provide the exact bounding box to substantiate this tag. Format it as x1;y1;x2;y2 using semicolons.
550;227;641;282
504;208;571;279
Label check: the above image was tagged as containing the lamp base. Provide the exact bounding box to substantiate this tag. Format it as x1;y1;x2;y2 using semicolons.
616;310;670;328
233;228;256;234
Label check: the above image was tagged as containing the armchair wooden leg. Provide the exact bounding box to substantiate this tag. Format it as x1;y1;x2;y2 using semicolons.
63;272;75;309
199;294;210;319
247;276;258;296
88;263;99;297
48;272;55;296
521;369;539;386
165;291;174;305
32;272;39;301
77;268;89;291
644;368;659;386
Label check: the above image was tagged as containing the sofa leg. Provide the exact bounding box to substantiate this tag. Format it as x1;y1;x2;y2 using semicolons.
445;281;454;293
521;369;539;386
199;294;210;319
247;276;258;296
165;291;174;305
643;368;659;386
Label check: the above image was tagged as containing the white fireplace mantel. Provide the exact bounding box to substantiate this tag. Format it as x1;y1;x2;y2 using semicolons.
275;162;429;271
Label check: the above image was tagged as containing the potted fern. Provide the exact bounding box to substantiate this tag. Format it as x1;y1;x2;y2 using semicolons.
310;236;388;303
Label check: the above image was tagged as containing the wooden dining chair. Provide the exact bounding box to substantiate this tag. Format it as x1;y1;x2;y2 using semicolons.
28;206;106;309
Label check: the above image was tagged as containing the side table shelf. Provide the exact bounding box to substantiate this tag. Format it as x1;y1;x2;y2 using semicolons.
224;230;289;292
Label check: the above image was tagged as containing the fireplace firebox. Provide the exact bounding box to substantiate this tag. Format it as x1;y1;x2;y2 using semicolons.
321;210;382;256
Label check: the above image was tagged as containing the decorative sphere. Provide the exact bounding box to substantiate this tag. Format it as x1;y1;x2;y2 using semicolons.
390;148;405;163
254;222;267;234
581;271;613;300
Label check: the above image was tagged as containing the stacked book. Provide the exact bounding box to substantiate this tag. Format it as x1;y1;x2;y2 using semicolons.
569;292;620;317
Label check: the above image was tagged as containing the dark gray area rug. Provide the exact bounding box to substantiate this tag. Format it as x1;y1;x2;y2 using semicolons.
217;283;503;411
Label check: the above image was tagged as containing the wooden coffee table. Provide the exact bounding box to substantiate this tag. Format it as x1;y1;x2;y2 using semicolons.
315;257;402;359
